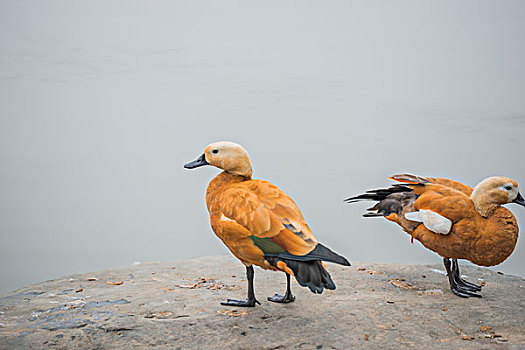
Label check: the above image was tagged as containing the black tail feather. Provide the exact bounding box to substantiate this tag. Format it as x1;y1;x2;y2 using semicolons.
345;184;416;217
362;212;385;217
265;243;350;294
266;257;336;294
344;184;412;203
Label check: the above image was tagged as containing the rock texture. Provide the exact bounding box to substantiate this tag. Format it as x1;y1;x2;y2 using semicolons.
0;255;524;349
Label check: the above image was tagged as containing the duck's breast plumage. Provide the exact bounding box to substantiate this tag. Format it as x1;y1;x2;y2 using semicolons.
469;207;518;266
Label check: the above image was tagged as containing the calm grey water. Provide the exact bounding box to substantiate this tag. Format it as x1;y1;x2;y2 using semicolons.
1;1;524;295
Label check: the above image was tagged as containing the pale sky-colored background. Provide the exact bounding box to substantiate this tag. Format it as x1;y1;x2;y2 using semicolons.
1;0;524;295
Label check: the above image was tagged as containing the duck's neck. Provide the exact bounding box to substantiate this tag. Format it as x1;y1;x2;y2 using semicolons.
470;190;499;218
206;171;251;209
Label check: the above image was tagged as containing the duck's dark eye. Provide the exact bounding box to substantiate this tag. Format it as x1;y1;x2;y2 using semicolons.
504;185;512;191
212;149;219;154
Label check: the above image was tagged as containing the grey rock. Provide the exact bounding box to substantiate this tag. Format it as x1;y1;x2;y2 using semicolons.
0;255;524;349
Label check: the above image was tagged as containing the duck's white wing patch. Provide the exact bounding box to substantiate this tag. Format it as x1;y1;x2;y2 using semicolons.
404;211;423;222
404;209;452;235
220;213;236;223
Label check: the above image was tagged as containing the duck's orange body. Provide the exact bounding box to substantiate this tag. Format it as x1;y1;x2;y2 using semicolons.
384;178;518;267
206;172;317;271
347;174;524;298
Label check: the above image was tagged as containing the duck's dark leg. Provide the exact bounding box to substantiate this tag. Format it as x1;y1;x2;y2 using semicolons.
221;265;260;307
267;273;296;303
443;258;481;298
451;259;482;291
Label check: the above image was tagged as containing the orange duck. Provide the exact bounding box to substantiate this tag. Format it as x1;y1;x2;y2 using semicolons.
346;174;524;298
184;141;350;307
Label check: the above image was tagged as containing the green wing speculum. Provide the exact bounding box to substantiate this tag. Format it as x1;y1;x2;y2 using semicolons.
250;236;286;254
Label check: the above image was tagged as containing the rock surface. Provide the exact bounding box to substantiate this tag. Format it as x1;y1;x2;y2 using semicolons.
0;255;524;349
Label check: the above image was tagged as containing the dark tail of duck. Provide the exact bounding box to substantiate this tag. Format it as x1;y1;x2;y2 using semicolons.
266;244;350;294
345;184;416;217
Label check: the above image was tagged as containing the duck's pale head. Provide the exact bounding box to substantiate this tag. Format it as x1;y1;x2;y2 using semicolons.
184;141;253;178
470;176;525;217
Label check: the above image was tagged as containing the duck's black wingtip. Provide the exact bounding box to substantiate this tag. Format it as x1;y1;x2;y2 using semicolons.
310;243;351;266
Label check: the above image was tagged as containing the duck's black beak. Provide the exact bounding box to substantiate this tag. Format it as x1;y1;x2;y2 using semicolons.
513;192;525;207
184;153;209;169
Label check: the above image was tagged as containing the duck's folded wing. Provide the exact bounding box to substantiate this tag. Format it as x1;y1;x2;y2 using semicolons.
405;184;476;235
218;181;317;256
390;173;473;196
427;178;474;196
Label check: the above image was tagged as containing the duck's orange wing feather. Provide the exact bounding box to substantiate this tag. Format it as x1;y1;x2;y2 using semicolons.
427;177;473;196
395;182;479;258
218;180;317;256
411;184;476;222
391;173;473;196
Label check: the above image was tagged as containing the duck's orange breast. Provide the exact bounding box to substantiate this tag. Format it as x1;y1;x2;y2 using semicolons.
467;207;518;266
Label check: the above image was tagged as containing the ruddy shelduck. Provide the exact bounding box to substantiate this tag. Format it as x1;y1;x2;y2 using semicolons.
185;141;350;307
346;174;525;298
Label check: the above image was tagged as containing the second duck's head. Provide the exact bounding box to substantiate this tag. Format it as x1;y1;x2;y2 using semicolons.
471;176;525;217
184;141;253;178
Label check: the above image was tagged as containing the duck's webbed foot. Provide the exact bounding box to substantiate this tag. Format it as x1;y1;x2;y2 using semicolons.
268;273;296;303
443;258;482;298
449;284;482;298
267;292;295;303
221;265;260;307
452;259;482;292
221;298;260;307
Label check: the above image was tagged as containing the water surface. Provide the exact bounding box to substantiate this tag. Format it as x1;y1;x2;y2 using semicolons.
1;1;524;294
